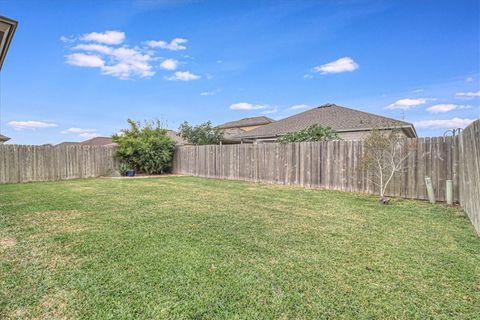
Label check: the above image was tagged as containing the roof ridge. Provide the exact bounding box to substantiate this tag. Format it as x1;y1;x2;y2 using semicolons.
329;104;413;126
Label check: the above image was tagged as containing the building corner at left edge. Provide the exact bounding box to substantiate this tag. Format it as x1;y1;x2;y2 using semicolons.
0;15;18;144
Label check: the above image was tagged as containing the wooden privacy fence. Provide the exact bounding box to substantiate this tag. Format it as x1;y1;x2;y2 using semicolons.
173;120;480;233
0;144;119;184
173;137;458;202
457;120;480;233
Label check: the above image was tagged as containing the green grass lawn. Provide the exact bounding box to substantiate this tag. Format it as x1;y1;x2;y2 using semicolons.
0;177;479;319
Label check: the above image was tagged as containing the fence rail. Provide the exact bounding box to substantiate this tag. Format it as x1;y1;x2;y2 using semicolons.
0;144;118;184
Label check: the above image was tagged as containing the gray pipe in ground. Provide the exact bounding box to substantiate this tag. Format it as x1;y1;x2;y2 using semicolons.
446;180;453;205
425;176;436;204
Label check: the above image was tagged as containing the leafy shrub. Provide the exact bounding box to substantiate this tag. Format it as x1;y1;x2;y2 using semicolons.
178;121;223;145
112;119;176;174
278;125;340;143
119;162;130;176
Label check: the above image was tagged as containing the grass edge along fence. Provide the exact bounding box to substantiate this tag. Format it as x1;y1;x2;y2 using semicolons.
173;119;480;234
0;144;119;184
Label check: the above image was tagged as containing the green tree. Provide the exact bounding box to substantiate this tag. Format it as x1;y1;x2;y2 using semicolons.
112;119;176;174
278;125;339;144
178;121;223;145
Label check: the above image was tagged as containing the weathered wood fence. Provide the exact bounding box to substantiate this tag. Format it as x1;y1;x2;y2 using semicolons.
457;120;480;233
173;137;458;201
173;119;480;233
0;145;118;184
0;120;478;233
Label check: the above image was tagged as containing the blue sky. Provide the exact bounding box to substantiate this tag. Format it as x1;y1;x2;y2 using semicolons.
0;0;479;144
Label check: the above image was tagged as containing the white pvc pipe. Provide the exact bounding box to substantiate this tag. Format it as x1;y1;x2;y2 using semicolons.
425;176;436;204
446;180;453;205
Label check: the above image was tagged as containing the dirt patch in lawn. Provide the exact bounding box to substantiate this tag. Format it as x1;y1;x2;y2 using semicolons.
0;237;17;248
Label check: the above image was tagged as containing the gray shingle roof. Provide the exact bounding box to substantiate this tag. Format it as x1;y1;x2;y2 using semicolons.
0;134;10;142
236;104;417;139
167;130;186;145
222;128;246;140
55;142;79;147
218;116;274;129
80;137;115;146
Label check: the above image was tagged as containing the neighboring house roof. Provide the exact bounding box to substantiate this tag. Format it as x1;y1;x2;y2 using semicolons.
167;130;186;145
55;142;79;147
0;16;18;71
79;132;184;146
222;127;246;141
0;134;11;142
80;137;116;146
236;104;417;139
218;116;275;129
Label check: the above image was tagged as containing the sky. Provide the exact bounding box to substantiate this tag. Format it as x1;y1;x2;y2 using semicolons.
0;0;479;145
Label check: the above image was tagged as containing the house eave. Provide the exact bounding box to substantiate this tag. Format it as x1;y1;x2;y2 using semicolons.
0;16;18;71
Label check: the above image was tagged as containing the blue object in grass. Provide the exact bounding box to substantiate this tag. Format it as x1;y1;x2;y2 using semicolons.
126;170;135;177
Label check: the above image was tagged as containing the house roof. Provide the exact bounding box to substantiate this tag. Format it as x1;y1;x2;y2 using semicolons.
236;104;417;139
55;142;79;147
222;128;246;141
167;130;186;145
0;16;18;71
0;134;11;142
80;137;116;146
79;132;184;146
218;116;274;129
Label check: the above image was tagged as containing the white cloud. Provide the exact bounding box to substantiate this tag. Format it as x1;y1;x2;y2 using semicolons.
229;102;268;110
64;31;198;80
73;44;113;55
79;132;101;139
314;57;359;74
146;38;187;51
426;104;471;114
466;76;474;82
455;90;480;98
289;104;310;110
303;74;313;79
414;117;475;129
385;98;435;110
261;108;278;114
101;47;154;79
66;39;154;79
412;89;424;93
8;121;58;131
164;71;200;81
66;53;105;68
81;30;125;45
60;36;75;43
61;128;97;134
200;89;221;96
60;127;100;139
160;58;179;70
